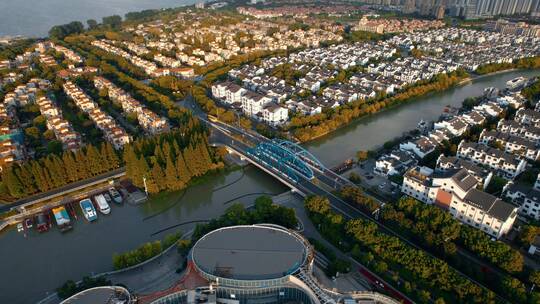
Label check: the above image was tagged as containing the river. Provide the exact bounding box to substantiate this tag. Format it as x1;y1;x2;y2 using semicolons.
305;69;540;167
0;0;195;38
0;167;287;304
0;69;539;303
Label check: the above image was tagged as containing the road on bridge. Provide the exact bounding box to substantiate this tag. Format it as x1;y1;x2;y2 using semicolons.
203;115;513;304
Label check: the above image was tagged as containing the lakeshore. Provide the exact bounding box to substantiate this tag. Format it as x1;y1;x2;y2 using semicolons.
0;0;196;37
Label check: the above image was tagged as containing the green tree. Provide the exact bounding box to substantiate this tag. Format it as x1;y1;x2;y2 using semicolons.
305;195;331;215
102;15;122;29
16;164;37;194
356;150;369;162
176;152;192;184
3;167;25;198
165;155;182;190
85;145;102;176
62;152;79;182
47;140;63;155
87;19;98;30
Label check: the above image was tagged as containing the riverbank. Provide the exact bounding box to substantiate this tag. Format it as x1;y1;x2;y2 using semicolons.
299;68;537;145
0;164;287;304
2;69;540;304
305;68;540;167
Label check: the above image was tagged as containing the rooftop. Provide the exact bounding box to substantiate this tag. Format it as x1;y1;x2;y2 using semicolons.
192;225;307;281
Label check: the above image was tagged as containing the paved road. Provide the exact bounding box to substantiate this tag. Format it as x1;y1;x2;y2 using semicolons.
0;167;126;213
206;117;515;304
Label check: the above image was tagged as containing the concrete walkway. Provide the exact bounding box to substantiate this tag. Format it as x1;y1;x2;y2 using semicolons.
38;242;186;304
107;247;185;294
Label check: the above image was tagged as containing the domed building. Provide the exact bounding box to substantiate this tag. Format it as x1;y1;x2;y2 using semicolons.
147;225;400;304
61;225;400;304
150;224;319;304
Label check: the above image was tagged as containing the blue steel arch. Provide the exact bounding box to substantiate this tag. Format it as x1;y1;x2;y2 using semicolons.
272;139;327;172
246;141;315;183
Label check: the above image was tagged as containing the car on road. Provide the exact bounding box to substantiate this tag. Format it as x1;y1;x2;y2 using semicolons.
379;182;387;189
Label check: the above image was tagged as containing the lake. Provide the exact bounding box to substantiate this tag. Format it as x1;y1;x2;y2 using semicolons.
0;0;195;37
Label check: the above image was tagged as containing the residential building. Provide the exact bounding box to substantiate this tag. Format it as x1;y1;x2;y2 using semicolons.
504;182;540;220
436;155;493;188
449;188;517;239
456;141;527;179
479;130;540;161
374;150;417;177
399;136;437;158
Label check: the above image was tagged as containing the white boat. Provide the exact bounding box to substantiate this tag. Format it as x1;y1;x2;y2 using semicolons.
94;194;111;215
79;199;97;222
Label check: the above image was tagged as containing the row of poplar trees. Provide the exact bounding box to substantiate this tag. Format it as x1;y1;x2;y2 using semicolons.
2;143;120;199
1;125;217;200
123;129;216;194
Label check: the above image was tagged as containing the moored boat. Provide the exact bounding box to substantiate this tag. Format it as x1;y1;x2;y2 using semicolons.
79;199;98;222
108;187;123;204
94;194;111;215
52;206;72;232
103;193;112;204
35;213;49;232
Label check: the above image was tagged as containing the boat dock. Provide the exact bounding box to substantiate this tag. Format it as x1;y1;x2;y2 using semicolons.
0;182;137;234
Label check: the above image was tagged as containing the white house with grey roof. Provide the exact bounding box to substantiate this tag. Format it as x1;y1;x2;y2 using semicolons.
479;130;540;161
460;110;486;126
434;117;470;137
450;188;517;239
515;108;540;127
473;102;504;117
497;119;540;144
436;155;493;189
456;141;527;179
374;150;417;177
504;182;540;221
402;167;478;209
399;136;437;159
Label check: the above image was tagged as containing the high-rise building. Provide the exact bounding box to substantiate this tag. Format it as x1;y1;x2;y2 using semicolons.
435;5;447;18
450;0;536;18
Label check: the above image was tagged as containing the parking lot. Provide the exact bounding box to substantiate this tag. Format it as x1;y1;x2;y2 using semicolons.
344;159;400;198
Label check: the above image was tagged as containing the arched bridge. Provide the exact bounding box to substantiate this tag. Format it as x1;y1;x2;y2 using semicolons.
246;139;328;183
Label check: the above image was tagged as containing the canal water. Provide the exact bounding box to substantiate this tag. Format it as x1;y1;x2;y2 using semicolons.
305;69;540;167
0;69;539;303
0;167;287;304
